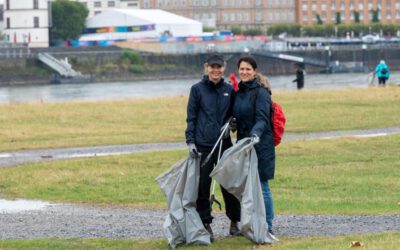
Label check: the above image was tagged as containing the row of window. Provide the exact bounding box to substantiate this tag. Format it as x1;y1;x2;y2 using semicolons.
143;0;294;8
205;11;295;23
82;1;139;8
303;2;400;11
5;0;40;10
302;12;400;21
6;17;40;29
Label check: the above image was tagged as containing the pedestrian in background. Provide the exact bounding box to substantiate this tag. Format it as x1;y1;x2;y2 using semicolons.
374;60;390;86
292;63;304;90
185;53;241;242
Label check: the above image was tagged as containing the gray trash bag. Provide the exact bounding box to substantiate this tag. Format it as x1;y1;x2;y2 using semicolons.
210;137;278;244
156;156;211;248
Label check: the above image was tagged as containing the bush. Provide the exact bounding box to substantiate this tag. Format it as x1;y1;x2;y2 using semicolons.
230;25;243;35
243;28;263;36
122;50;142;65
267;23;301;37
129;64;145;74
203;26;218;32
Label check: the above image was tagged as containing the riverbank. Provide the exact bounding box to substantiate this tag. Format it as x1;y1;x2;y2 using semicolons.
1;45;399;86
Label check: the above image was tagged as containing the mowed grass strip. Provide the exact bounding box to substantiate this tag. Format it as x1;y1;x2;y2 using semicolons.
0;87;399;151
0;134;398;214
0;97;187;152
0;233;399;250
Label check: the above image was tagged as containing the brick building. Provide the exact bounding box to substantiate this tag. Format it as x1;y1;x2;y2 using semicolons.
139;0;295;30
298;0;400;25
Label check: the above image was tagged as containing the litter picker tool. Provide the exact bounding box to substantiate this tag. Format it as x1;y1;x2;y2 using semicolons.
201;117;232;168
209;135;224;210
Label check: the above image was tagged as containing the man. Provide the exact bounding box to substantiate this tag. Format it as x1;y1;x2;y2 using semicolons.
292;63;304;90
185;53;241;242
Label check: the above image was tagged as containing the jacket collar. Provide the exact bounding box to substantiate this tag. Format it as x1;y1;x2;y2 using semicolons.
201;75;225;89
238;78;259;91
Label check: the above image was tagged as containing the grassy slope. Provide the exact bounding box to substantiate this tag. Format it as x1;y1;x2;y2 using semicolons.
0;134;398;214
0;87;399;151
0;233;399;250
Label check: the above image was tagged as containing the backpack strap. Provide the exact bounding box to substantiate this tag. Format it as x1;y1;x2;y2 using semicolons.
250;85;274;131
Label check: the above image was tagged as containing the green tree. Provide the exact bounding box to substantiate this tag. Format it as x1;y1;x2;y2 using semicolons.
203;26;217;32
335;12;341;25
267;23;301;37
230;25;243;35
243;28;263;36
371;9;380;23
50;0;89;41
315;14;323;25
353;11;360;23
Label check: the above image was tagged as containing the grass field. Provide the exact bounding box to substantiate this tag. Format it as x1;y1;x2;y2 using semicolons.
0;87;399;151
1;86;399;249
0;233;399;250
1;133;398;214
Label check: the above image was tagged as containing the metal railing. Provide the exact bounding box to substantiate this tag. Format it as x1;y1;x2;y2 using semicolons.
37;53;81;77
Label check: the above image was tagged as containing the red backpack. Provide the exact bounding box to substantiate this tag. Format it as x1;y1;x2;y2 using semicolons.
251;87;286;146
270;101;286;146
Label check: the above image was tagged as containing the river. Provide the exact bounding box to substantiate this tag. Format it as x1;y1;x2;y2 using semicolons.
0;72;398;103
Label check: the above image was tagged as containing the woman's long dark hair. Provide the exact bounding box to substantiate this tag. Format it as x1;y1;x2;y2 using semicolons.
237;56;258;70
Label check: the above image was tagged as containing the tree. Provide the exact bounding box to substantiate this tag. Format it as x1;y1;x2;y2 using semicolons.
230;25;243;35
50;0;89;41
335;12;341;25
243;28;263;36
353;11;360;23
315;14;323;25
371;9;380;23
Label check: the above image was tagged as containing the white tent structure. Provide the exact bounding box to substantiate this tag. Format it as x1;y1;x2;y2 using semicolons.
79;9;203;41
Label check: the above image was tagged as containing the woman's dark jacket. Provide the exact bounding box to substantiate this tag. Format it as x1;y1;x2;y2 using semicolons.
233;78;275;181
186;75;235;148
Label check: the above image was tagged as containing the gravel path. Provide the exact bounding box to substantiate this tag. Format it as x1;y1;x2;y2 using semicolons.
1;203;399;240
1;126;400;240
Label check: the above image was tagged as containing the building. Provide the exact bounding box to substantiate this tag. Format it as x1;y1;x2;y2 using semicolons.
139;0;296;30
3;0;49;47
79;8;202;41
298;0;400;25
70;0;140;17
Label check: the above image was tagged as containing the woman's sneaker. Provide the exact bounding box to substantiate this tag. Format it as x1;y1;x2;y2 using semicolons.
267;229;279;242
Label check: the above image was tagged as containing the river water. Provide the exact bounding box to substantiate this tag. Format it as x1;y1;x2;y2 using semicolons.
0;72;398;103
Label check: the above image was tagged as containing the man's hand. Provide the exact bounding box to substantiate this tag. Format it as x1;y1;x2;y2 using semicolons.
251;134;260;144
188;143;199;158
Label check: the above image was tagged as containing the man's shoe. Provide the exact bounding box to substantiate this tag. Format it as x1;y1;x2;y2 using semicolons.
229;221;240;236
204;223;214;242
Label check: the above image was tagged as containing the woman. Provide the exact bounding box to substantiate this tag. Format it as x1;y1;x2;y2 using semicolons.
232;56;276;235
185;53;241;242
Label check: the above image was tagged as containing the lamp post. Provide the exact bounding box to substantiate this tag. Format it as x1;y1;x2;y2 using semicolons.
325;45;331;73
362;44;368;71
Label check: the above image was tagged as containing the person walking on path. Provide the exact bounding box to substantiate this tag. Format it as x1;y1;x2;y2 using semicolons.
232;56;277;236
292;63;304;90
374;60;390;86
185;53;241;242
